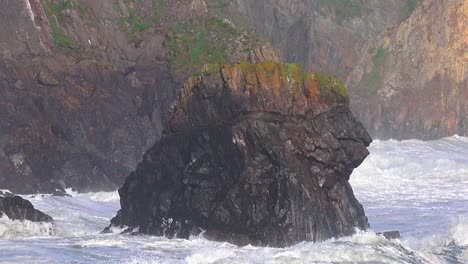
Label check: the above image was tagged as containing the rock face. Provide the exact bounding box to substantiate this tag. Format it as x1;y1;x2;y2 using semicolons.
0;0;175;193
0;0;275;194
0;195;53;222
109;61;371;247
348;0;468;139
230;0;416;80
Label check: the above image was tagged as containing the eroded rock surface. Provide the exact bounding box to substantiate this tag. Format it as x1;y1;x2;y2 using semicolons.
108;61;371;247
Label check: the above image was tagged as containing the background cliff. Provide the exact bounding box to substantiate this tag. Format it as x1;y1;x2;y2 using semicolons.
0;0;464;193
230;0;418;80
229;0;466;139
348;0;467;139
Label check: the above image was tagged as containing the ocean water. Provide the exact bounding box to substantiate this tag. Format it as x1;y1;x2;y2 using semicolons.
0;136;467;263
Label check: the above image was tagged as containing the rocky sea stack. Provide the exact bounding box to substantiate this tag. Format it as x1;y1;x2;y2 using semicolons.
108;61;371;247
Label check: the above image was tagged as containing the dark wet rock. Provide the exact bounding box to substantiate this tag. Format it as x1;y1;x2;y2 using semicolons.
378;231;401;240
0;196;53;222
51;190;72;197
107;61;371;247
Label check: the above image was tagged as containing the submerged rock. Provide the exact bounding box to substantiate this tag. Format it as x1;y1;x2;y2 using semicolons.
0;196;53;222
108;61;371;247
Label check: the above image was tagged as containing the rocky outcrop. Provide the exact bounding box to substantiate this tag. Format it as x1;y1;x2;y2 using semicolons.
0;195;53;222
348;0;467;139
108;61;371;247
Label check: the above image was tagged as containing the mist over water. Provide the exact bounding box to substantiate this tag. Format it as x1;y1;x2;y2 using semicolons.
0;136;467;263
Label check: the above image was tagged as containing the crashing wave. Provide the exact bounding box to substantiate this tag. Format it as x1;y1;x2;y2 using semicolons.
0;215;55;239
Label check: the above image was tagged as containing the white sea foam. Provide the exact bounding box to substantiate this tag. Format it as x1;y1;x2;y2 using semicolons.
0;215;55;239
0;136;467;263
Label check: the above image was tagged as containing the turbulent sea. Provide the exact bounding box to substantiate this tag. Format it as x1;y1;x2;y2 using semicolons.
0;136;467;263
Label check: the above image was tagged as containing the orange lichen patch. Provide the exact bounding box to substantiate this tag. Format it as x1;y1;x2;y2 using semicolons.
255;63;269;90
258;61;282;97
52;90;80;111
221;64;242;92
303;72;320;101
238;61;258;92
198;61;349;112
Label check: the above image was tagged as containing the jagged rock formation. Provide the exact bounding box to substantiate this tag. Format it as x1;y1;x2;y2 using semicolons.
108;61;371;247
0;195;53;222
348;0;467;139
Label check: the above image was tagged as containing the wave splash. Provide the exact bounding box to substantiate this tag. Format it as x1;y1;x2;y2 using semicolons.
0;136;467;263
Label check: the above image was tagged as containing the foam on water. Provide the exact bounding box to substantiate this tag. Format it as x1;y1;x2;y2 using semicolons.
0;216;55;239
0;136;467;263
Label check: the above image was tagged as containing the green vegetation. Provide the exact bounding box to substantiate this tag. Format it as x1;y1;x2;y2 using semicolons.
165;17;241;75
205;0;244;26
203;63;221;75
372;48;386;68
114;0;168;44
316;72;349;100
117;8;149;41
280;63;302;93
151;0;168;22
357;47;387;94
41;0;76;48
317;0;368;24
400;0;420;21
206;0;230;9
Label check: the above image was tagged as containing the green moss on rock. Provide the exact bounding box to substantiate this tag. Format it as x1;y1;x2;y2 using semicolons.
316;72;349;100
203;63;221;75
165;16;242;76
41;0;76;48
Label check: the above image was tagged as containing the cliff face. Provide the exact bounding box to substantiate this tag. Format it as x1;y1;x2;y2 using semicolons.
0;0;275;193
229;0;416;80
2;0;458;193
348;0;467;139
108;61;371;247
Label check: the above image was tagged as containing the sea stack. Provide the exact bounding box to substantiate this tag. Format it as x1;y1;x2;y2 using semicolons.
108;61;371;247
